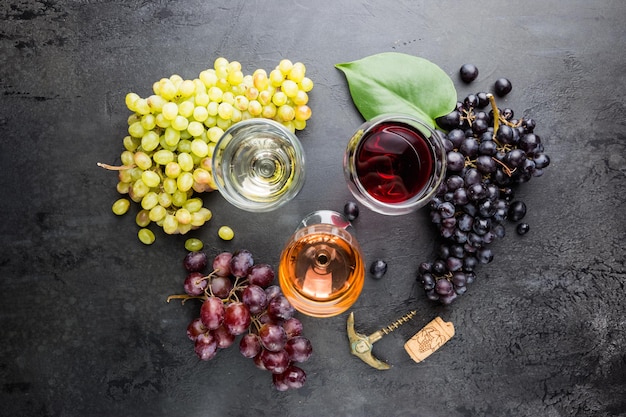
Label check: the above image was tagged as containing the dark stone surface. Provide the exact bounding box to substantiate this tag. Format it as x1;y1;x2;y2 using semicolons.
1;1;625;416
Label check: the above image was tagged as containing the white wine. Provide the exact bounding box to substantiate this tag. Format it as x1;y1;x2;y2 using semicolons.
213;119;305;212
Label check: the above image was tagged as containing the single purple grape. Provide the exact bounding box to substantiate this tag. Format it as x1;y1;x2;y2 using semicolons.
247;264;275;288
230;249;254;277
200;296;225;330
183;251;208;272
212;252;232;277
223;302;251;335
285;336;312;363
184;272;207;296
259;323;288;352
239;334;262;358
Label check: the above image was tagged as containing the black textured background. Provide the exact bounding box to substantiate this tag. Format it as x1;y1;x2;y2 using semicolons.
1;1;625;416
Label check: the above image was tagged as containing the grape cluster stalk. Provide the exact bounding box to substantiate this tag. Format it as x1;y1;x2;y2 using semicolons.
417;91;551;304
168;249;312;391
100;57;314;244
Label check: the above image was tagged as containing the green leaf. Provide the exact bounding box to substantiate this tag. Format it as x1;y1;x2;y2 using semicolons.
336;52;457;127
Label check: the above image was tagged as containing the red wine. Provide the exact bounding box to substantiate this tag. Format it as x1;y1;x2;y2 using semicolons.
354;122;434;203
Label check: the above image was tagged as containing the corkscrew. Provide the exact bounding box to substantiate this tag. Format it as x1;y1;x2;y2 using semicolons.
346;310;417;370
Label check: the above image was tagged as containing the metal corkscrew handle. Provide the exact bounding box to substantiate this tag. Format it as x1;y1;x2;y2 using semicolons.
347;310;417;370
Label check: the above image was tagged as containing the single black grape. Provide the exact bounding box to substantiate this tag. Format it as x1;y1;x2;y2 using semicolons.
508;201;527;222
517;223;530;235
343;201;359;221
464;94;479;108
494;78;512;97
505;149;527;169
496;125;514;145
476;92;489;108
447;151;465;171
533;153;551;169
501;108;514;120
476;155;497;174
472;119;489;135
447;129;465;148
369;259;388;279
460;64;479;83
436;111;461;131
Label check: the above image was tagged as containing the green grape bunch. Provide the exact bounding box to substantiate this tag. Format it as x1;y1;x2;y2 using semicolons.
99;57;314;244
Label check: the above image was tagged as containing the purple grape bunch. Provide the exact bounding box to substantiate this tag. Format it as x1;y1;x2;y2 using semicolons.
170;249;312;391
418;85;550;305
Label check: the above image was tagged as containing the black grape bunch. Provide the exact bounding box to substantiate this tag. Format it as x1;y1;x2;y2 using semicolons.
417;68;551;305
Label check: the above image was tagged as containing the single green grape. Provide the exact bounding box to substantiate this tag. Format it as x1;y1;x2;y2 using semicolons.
183;197;203;213
135;209;151;227
178;152;194;172
271;91;288;107
112;198;130;215
277;104;295;122
218;225;234;241
278;59;293;75
269;69;284;87
157;192;172;208
132;179;150;199
299;77;314;92
162;102;178;121
185;238;204;252
293;90;308;106
190;212;206;227
138;228;155;245
190;139;209;158
177;172;194;192
178;100;195;118
171;189;188;207
281;80;298;98
141;191;159;210
125;92;140;110
133;151;152;170
141;170;161;188
287;62;306;83
187;121;205;138
217;102;234;120
153;149;174;165
175;208;192;225
178;80;196;98
162;214;178;234
140;114;156;130
128;121;145;138
149;205;167;222
141;131;160;152
172;115;189;131
116;181;130;194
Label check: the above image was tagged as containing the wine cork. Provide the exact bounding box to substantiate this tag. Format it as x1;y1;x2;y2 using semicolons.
404;317;454;363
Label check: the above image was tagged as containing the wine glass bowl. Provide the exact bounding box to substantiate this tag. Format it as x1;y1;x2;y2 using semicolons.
278;210;365;318
212;118;306;212
343;113;447;215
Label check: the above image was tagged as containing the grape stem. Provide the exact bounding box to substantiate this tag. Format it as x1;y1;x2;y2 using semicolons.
487;93;500;142
492;157;516;177
96;162;135;171
166;294;206;304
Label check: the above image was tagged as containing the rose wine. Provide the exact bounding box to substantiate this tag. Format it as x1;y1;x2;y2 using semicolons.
278;224;365;318
354;121;434;204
